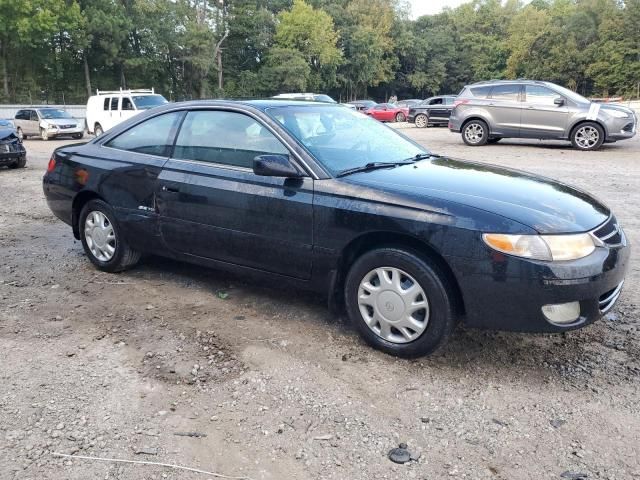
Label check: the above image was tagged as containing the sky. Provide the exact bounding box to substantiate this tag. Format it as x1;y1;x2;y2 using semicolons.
407;0;474;18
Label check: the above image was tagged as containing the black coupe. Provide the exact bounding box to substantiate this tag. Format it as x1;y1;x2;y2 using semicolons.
43;100;629;357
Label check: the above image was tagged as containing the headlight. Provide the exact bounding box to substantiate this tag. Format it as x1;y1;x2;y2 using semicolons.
607;110;630;118
483;233;596;261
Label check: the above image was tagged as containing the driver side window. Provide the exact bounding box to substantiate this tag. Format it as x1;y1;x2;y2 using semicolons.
173;110;289;169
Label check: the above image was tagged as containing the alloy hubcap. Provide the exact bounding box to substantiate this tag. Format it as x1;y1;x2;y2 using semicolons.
575;126;599;149
465;123;484;143
358;267;429;344
415;115;427;128
84;211;116;262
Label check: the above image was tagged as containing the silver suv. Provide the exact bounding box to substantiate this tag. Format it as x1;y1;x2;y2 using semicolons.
449;80;637;150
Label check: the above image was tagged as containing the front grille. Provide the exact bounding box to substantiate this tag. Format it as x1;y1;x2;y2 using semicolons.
592;215;625;247
59;124;76;129
599;281;624;313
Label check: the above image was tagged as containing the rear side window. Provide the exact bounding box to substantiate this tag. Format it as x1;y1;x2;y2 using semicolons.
103;98;110;110
122;97;134;110
173;110;288;168
445;97;455;105
469;86;492;98
489;85;521;102
110;97;119;111
15;110;26;120
106;112;183;157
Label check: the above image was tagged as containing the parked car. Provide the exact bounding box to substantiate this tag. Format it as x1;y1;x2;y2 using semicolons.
43;100;629;357
86;88;168;136
0;119;26;168
449;79;637;150
14;107;84;141
365;103;409;122
395;99;422;108
272;93;337;103
408;95;457;128
344;100;377;111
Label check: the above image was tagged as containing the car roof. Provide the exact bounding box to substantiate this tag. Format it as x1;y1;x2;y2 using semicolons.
468;79;549;87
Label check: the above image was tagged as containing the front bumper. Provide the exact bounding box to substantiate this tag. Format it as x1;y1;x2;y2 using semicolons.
0;145;26;166
446;238;630;333
604;113;637;141
46;126;84;137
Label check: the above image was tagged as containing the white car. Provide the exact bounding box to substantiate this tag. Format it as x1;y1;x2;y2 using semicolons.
14;108;84;141
86;89;168;136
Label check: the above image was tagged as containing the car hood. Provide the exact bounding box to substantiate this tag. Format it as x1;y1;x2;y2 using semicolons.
598;103;635;116
42;118;78;126
0;128;17;141
344;157;610;234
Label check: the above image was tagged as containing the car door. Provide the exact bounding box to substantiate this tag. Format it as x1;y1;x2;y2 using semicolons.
427;97;448;123
486;84;523;136
108;97;120;130
443;97;456;120
121;97;139;123
27;110;39;135
14;110;27;132
156;108;314;280
520;84;569;138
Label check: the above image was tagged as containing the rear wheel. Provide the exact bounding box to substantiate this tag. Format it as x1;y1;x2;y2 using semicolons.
395;112;406;123
79;199;140;272
462;119;489;146
571;122;604;151
344;247;457;357
94;123;104;137
40;128;49;141
9;156;26;169
414;114;429;128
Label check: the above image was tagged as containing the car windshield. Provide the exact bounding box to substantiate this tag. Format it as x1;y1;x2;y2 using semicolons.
266;106;428;175
313;94;337;104
132;95;168;110
39;109;72;119
545;83;590;104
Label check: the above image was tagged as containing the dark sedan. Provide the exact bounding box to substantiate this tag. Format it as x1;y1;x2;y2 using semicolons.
43;101;629;357
0;120;26;169
408;95;457;128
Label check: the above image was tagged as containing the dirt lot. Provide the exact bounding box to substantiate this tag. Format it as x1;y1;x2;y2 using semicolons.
1;128;639;480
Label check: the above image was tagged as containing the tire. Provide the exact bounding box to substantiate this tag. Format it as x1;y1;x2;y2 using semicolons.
8;156;27;169
40;128;49;141
414;114;429;128
395;112;406;123
571;122;605;151
344;247;457;357
16;128;24;140
487;137;501;144
461;119;489;146
94;124;104;137
79;199;141;273
72;133;84;140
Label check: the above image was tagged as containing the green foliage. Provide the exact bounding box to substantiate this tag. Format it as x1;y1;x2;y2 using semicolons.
0;0;638;103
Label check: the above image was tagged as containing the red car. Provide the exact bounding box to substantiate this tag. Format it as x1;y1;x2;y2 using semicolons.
364;103;409;122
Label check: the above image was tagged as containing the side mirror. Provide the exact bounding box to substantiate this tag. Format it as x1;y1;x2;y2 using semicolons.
554;97;565;106
253;154;303;178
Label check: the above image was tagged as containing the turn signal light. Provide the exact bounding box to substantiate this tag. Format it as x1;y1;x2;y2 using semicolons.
46;156;56;173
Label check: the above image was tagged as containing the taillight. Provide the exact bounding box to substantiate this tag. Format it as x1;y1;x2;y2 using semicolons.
47;156;56;173
453;99;470;108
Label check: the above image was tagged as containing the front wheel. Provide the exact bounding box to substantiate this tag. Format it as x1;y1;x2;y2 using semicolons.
40;128;49;141
344;248;457;357
94;124;104;137
462;119;489;146
79;199;141;272
414;114;429;128
571;122;604;151
72;132;84;140
395;112;406;123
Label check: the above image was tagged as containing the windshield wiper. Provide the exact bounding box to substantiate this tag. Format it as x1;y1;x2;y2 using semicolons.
336;161;413;178
402;152;441;162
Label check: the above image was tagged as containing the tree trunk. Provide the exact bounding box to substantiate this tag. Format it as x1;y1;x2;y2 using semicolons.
213;30;229;93
2;41;8;98
217;50;223;91
83;52;92;97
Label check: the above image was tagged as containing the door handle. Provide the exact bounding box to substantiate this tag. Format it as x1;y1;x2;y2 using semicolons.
161;185;180;193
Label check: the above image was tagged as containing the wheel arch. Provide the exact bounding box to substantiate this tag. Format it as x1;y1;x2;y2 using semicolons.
330;231;466;317
461;116;491;133
568;119;608;140
71;190;105;239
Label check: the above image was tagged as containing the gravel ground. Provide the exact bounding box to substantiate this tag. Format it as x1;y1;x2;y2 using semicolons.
1;128;639;480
